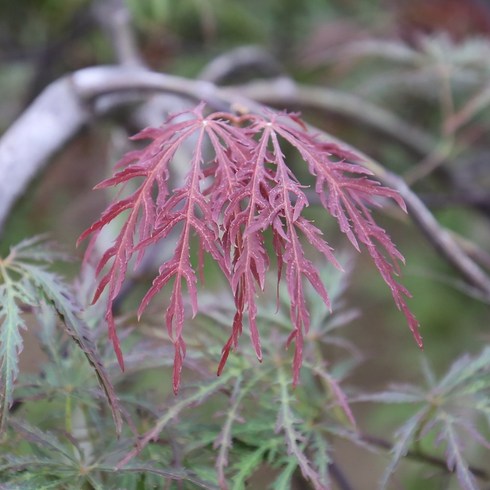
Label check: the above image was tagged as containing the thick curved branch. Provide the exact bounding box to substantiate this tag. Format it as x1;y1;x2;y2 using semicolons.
0;67;227;233
1;65;489;301
0;67;432;231
0;76;91;232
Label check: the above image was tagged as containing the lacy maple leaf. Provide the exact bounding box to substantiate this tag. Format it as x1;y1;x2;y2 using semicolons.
79;104;421;392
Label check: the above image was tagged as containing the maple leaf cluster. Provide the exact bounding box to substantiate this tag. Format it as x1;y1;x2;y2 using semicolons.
79;104;421;392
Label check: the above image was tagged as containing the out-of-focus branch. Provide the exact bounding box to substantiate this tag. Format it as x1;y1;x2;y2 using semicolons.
92;0;144;68
199;46;284;84
0;75;91;231
0;66;227;234
396;174;490;302
302;124;490;301
1;65;489;302
233;78;435;156
22;6;95;103
376;172;490;301
328;462;354;490
445;82;490;134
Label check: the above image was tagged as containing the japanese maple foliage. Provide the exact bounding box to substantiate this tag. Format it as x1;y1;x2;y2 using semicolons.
79;103;421;392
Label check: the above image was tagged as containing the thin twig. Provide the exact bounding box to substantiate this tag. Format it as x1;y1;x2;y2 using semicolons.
445;83;490;134
403;139;454;185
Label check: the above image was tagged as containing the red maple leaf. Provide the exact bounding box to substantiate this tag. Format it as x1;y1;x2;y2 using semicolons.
79;104;421;392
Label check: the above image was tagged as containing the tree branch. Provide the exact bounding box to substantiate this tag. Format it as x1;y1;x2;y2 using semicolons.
329;461;355;490
0;66;227;233
1;66;489;303
0;75;91;232
199;46;284;84
234;78;434;156
92;0;144;68
293;122;490;302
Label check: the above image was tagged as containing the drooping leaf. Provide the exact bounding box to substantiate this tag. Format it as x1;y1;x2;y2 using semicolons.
271;459;299;490
0;237;122;434
95;463;220;490
437;346;490;394
268;114;421;348
8;235;69;264
305;363;356;427
352;389;425;404
213;370;269;489
310;432;332;489
0;454;66;474
275;365;328;490
9;419;76;462
80;104;419;391
0;277;35;432
379;407;430;489
362;348;490;488
438;414;479;490
16;263;123;435
116;372;235;468
230;439;278;490
214;376;243;490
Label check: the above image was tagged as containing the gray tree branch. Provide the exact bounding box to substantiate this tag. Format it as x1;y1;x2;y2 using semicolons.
0;76;91;230
0;66;227;233
1;65;489;301
234;78;434;156
92;0;144;68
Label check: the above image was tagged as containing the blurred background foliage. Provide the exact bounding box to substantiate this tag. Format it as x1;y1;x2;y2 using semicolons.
1;0;490;489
